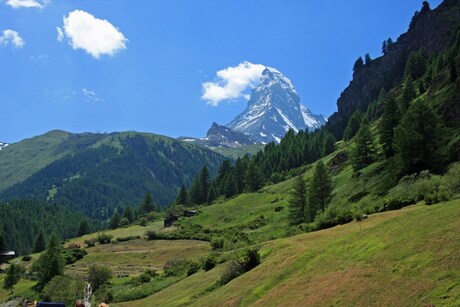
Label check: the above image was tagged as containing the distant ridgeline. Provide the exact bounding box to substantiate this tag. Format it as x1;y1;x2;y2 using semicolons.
176;0;460;207
0;131;225;220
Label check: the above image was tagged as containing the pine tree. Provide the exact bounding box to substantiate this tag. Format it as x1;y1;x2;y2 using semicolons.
207;183;217;204
223;173;238;199
175;183;188;206
365;53;372;65
76;219;91;237
34;235;65;289
401;76;416;112
350;120;377;171
353;57;364;72
394;99;443;174
245;161;263;192
0;234;6;253
343;110;363;140
379;96;400;158
3;264;21;294
288;175;307;225
308;161;332;220
139;192;155;215
33;230;46;253
198;167;211;203
121;206;135;223
109;210;120;229
322;133;336;156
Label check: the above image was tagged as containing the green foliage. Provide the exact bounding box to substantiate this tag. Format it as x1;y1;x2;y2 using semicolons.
0;234;6;253
109;210;120;229
129;269;157;285
189;167;212;205
145;230;158;240
0;200;82;255
202;255;217;271
379;96;400;158
175;183;188;206
164;259;198;277
210;237;224;250
139;192;156;216
33;235;65;289
350;121;378;171
97;233;113;244
118;217;130;227
0;133;225;220
116;235;140;242
401;76;416;112
245;161;263;192
404;48;428;80
94;285;114;304
42;275;85;306
322;133;336;156
3;264;23;293
121;206;135;223
62;248;87;265
308;161;333;220
76;219;91;237
394;99;444;174
343;111;363;141
219;249;260;285
33;230;46;253
88;265;113;291
288;175;307;225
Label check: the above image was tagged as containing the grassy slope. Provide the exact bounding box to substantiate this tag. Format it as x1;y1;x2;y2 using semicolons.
0;130;71;191
115;200;460;307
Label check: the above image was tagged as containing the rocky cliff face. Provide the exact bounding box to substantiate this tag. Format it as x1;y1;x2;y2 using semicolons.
327;0;460;139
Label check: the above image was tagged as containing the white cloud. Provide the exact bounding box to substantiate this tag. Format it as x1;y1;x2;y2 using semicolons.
201;61;266;106
56;26;64;42
6;0;48;9
58;10;127;59
0;29;25;48
82;88;103;103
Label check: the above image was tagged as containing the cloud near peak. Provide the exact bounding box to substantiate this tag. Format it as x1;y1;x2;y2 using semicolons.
57;10;127;59
202;61;266;106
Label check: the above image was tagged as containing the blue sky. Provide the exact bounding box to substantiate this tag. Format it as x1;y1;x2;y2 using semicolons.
0;0;443;143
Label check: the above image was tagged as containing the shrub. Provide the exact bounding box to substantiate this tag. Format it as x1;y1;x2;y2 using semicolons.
97;233;113;244
210;237;224;250
63;248;87;265
202;256;217;271
42;275;85;307
130;270;157;285
94;285;113;304
139;217;148;226
21;255;32;262
274;205;284;212
187;262;201;276
164;260;197;277
118;217;130;227
116;235;140;242
88;265;113;291
219;249;260;285
145;230;158;240
84;239;95;247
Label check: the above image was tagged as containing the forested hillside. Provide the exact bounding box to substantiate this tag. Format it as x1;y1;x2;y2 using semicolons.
0;132;224;219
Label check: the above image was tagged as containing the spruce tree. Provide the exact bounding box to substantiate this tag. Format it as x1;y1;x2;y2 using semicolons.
207;183;217;204
350;120;377;171
121;206;135;223
288;175;307;225
0;234;6;253
353;57;364;72
322;133;336;156
308;161;332;219
76;219;91;237
33;230;46;253
139;192;155;215
198;167;211;204
223;173;238;199
34;235;65;289
175;183;188;206
379;96;400;158
365;53;372;65
245;161;263;192
343;110;363;140
401;76;416;112
394;99;443;174
3;264;21;294
109;210;120;229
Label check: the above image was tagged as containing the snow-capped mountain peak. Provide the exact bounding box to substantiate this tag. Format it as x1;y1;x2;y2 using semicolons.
227;67;326;143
